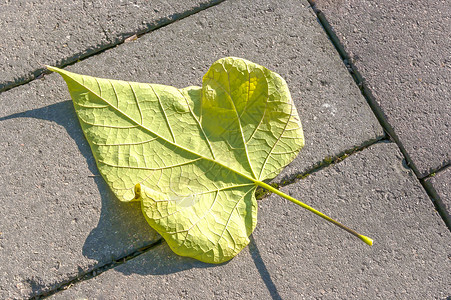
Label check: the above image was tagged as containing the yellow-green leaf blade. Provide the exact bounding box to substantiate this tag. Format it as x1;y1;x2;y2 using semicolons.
48;57;304;263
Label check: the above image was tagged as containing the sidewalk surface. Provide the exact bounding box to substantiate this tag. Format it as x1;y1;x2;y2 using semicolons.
0;0;449;299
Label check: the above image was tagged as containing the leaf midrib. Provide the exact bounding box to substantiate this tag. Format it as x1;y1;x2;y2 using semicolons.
68;72;261;187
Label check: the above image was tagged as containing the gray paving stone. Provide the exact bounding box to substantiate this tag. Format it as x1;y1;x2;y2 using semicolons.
50;142;450;299
0;0;224;91
0;0;382;297
314;0;451;177
425;166;451;221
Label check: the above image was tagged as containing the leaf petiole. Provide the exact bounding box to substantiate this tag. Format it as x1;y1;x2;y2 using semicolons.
256;180;373;246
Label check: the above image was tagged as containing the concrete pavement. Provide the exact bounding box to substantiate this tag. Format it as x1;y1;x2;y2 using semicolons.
0;0;449;298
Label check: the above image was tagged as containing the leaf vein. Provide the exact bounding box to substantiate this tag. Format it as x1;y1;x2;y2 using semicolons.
258;100;295;180
78;117;138;129
75;103;109;109
178;89;216;159
245;94;269;145
91;137;158;146
150;85;176;143
218;188;254;243
129;82;143;125
98;158;202;171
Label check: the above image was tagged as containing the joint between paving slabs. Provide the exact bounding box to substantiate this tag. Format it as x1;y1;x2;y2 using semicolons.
421;174;451;231
0;0;227;94
307;0;451;232
32;239;163;299
256;137;386;200
422;163;451;180
307;0;422;177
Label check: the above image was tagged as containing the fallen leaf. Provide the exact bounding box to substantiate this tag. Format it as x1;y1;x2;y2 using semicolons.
48;57;372;264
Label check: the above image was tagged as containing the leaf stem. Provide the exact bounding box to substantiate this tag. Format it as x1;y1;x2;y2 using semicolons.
257;181;373;246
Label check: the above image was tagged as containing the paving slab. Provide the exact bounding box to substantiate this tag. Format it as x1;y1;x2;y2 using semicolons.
0;0;224;92
425;166;451;222
51;142;450;299
0;0;382;297
314;0;451;177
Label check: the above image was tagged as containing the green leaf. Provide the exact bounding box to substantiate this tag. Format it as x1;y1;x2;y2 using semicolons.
48;57;372;264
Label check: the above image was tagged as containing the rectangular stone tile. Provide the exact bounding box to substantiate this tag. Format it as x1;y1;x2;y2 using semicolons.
0;0;224;91
314;0;451;177
425;166;451;224
50;142;450;299
0;0;382;297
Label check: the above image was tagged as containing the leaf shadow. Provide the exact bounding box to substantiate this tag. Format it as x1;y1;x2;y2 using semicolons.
1;101;284;289
249;235;283;300
114;234;282;300
116;240;216;275
0;101;160;266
